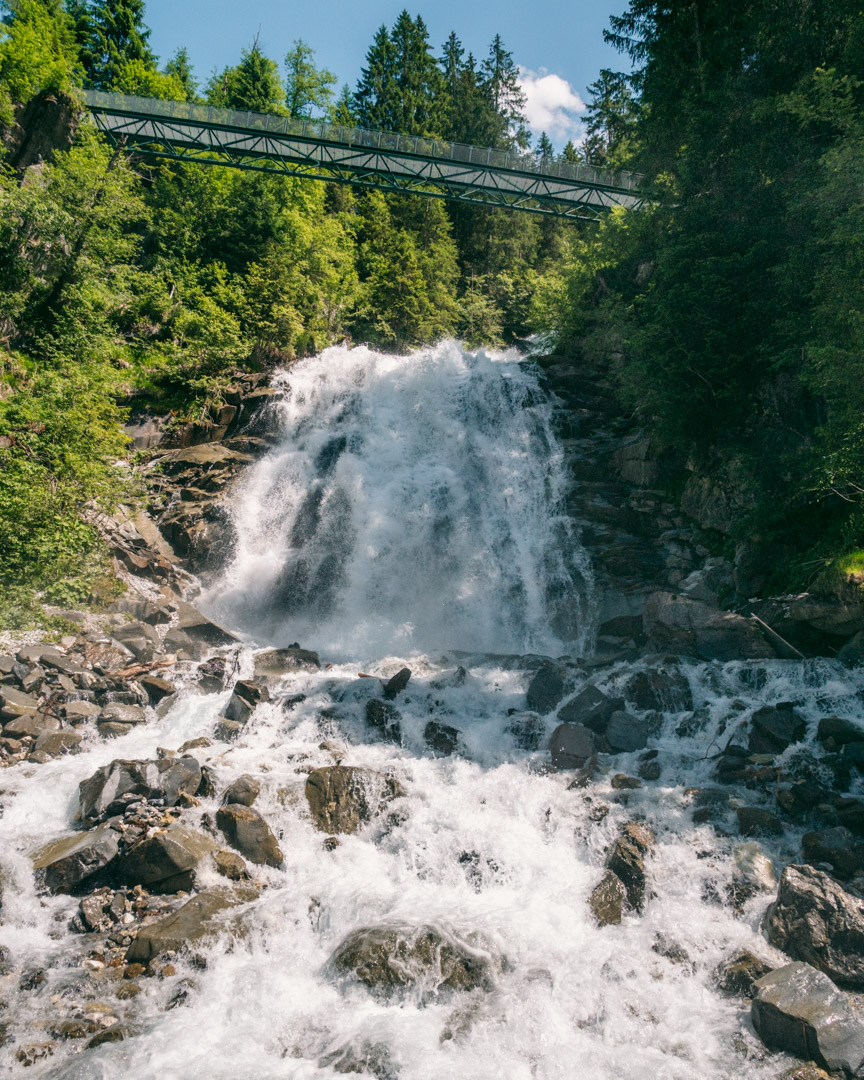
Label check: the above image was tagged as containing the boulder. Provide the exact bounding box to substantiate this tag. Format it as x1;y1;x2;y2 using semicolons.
605;822;655;913
34;730;82;756
589;869;628;926
382;667;411;700
3;713;59;740
33;824;120;893
215;804;283;867
138;675;177;705
557;685;622;733
213;849;248;881
605;711;650;754
222;775;260;807
63;700;101;723
125;886;259;963
110;622;161;662
329;923;503;1000
112;824;217;892
817;716;864;752
78;757;202;823
223;680;270;725
715;950;774;997
365;699;401;742
0;686;39;720
305;766;405;835
737;806;784;837
643;592;775;661
802;827;864;882
526;665;567;714
172;602;239;647
253;647;320;675
424;721;460;756
764;865;864;989
749;704;806;755
100;703;147;727
548;724;597;769
505;712;545;750
623;665;693;713
752;962;864;1076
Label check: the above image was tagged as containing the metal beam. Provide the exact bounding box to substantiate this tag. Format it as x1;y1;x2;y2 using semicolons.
83;91;645;220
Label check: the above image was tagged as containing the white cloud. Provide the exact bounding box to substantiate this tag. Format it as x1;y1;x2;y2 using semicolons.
518;67;586;146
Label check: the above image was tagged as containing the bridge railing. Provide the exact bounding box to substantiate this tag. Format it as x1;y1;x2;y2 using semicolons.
82;90;645;193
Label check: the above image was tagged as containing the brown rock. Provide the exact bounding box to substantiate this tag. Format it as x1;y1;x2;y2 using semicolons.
305;766;405;835
215;804;283;866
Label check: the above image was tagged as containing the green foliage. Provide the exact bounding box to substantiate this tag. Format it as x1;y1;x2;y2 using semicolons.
284;39;335;119
206;41;285;114
0;0;78;122
76;0;155;91
114;57;185;100
163;46;198;102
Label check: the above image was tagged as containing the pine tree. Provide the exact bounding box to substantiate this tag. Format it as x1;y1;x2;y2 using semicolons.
561;140;582;163
332;83;356;125
78;0;155;90
163;46;199;102
354;24;396;131
284;39;336;119
206;40;285;114
582;69;639;168
534;132;554;166
480;35;530;150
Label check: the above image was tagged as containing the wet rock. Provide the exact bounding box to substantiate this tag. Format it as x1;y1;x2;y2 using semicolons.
738;806;784;837
330;923;503;1000
611;773;641;790
605;822;655;913
731;842;778;907
623;665;693;713
33;823;120;892
126;886;259;962
644;591;776;661
79;756;202;823
215;718;244;741
113;824;218;891
216;804;283;867
752;962;864;1076
764;864;864;989
213;849;249;881
33;729;82;757
605;711;650;754
138;675;177;704
383;667;411;700
817;716;864;752
589;869;628;926
87;1025;128;1048
557;685;622;733
505;711;545;750
779;1065;834;1080
305;766;405;835
748;704;806;755
638;755;662;781
223;679;270;725
802;827;864;882
424;721;460;756
222;774;261;807
365;699;402;742
549;723;597;769
716;950;774;997
526;665;567;714
319;1041;396;1079
253;647;320;675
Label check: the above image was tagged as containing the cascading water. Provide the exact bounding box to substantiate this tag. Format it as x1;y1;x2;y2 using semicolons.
0;341;862;1079
208;341;593;659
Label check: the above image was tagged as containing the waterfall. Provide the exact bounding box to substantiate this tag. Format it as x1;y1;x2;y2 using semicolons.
208;341;594;660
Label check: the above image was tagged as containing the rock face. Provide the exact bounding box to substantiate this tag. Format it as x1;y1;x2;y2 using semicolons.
125;887;259;963
644;592;775;661
764;865;864;989
305;767;405;834
549;724;597;769
33;824;120;893
215;804;283;866
751;962;864;1076
78;757;202;823
526;665;567;714
112;825;217;892
330;923;502;1000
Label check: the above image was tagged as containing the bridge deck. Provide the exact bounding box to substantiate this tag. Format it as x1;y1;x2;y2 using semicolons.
83;90;644;220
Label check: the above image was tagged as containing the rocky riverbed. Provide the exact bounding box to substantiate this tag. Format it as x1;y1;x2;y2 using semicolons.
1;342;864;1078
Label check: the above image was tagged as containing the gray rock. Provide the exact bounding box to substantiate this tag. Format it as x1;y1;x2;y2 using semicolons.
0;686;39;720
802;827;864;882
549;723;597;769
215;804;283;866
172;602;239;646
557;685;622;733
817;716;864;751
383;667;411;700
715;950;774;997
738;806;784;837
125;886;259;962
222;775;260;807
213;849;248;881
110;622;161;662
605;822;655;913
329;923;504;1000
764;864;864;989
623;665;693;712
33;824;120;893
215;718;244;741
63;700;101;722
34;730;82;756
4;713;59;740
644;591;775;661
526;665;567;714
305;766;405;834
100;703;147;726
749;703;806;755
424;721;460;756
112;824;217;891
223;679;270;725
605;711;650;754
365;699;402;742
589;869;628;926
253;647;320;674
138;675;177;704
78;757;202;823
752;962;864;1076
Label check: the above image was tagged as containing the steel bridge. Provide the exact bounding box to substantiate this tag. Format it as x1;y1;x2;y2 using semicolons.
83;90;644;221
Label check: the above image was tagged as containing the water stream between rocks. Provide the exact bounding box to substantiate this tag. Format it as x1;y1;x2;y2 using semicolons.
0;342;862;1078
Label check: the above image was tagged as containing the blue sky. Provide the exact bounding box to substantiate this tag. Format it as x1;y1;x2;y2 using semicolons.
143;0;629;147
